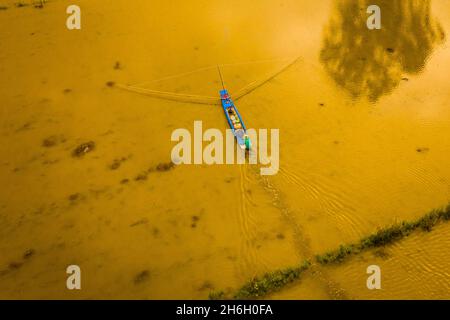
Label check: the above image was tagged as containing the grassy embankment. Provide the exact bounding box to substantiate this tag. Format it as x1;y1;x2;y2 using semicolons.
210;203;450;299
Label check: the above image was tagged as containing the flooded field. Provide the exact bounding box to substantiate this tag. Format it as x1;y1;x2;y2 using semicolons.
0;0;449;299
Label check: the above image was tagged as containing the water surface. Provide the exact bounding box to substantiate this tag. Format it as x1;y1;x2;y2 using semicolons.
0;0;449;299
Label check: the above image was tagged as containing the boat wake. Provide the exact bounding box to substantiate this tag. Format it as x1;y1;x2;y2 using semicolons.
234;163;262;279
242;165;349;299
278;166;364;239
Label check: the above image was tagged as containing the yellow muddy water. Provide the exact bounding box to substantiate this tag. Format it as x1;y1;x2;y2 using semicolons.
0;0;449;299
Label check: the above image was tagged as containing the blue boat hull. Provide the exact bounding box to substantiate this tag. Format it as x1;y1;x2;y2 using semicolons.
219;89;249;150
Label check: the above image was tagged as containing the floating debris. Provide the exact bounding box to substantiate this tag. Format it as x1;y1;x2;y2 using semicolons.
72;141;95;157
106;81;115;87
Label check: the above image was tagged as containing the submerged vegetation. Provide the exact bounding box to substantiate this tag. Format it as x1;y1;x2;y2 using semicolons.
222;203;450;299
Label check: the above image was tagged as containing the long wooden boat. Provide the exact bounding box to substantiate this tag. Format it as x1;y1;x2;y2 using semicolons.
217;66;251;150
219;89;251;150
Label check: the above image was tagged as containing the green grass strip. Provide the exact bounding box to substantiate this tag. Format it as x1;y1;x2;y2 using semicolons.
316;204;450;265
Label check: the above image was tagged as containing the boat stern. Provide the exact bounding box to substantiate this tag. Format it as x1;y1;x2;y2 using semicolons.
235;129;251;150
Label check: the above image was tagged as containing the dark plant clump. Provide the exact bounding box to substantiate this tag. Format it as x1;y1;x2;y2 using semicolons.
110;157;127;170
155;162;175;172
72;141;95;157
359;223;409;248
42;135;66;148
416;211;440;231
233;260;311;300
316;244;358;264
68;193;81;201
23;249;35;259
134;172;148;181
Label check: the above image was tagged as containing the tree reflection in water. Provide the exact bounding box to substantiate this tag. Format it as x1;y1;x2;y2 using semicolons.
320;0;446;102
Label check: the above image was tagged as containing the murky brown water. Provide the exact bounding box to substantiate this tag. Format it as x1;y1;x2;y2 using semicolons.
0;0;449;299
